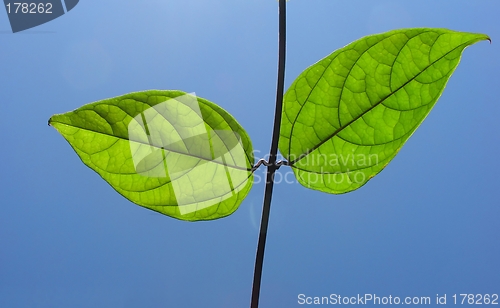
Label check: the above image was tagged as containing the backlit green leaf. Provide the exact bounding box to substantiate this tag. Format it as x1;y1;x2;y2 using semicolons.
49;90;254;221
279;28;489;194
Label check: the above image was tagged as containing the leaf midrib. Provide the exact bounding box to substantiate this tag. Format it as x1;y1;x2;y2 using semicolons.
49;120;253;172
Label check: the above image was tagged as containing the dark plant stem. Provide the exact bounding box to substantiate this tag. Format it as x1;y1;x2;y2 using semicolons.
250;1;286;307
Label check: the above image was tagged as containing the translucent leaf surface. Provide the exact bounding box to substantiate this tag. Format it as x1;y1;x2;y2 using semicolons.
49;90;254;221
279;28;489;194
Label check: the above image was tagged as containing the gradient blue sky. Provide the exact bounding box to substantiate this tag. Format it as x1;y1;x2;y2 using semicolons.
1;1;499;307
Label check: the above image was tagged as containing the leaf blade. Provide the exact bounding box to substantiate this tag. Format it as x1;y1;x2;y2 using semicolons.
50;90;254;221
279;28;489;194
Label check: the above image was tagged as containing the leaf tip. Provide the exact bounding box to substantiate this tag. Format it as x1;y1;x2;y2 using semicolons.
480;33;491;44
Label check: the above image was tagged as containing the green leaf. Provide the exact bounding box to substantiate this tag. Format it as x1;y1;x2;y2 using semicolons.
49;90;254;221
279;28;489;194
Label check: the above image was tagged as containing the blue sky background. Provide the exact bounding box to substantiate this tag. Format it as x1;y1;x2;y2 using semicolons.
1;1;499;307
